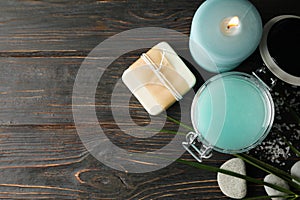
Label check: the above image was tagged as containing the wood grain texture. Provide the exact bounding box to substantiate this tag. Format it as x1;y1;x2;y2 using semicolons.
0;0;299;199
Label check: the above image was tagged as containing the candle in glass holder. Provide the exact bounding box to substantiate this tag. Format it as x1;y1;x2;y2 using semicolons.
189;0;263;73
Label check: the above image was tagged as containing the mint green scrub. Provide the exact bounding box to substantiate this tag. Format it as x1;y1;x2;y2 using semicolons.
194;73;273;152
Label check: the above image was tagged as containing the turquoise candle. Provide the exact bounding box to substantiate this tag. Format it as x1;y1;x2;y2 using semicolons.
192;72;274;153
190;0;262;73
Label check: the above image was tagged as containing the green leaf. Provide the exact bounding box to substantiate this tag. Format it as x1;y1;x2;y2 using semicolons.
281;136;300;157
146;128;186;136
243;194;296;200
164;115;194;131
177;159;296;195
164;114;300;196
275;131;300;157
158;129;185;136
235;154;300;190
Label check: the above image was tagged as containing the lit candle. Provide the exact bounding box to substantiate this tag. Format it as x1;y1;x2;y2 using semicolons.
189;0;262;73
221;16;241;36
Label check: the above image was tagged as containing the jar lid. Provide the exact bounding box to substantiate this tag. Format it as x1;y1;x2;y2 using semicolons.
259;15;300;86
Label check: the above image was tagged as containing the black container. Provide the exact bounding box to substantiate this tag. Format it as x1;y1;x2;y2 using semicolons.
259;15;300;86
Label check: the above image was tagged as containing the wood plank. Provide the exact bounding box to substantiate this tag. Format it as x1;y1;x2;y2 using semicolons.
0;123;296;199
0;125;237;199
0;0;299;199
0;57;78;125
0;0;297;53
0;125;87;168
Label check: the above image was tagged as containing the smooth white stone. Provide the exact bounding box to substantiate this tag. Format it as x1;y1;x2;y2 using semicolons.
264;174;290;200
291;160;300;185
217;158;247;199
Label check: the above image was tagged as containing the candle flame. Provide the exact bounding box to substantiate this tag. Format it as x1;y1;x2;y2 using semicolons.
227;16;239;29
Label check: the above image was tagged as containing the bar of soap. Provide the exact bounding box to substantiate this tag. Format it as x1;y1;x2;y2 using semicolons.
122;42;196;115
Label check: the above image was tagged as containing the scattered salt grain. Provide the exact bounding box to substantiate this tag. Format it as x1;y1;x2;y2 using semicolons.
253;136;291;166
251;84;299;165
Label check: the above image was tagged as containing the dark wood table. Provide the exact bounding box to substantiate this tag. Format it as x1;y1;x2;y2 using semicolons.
0;0;299;199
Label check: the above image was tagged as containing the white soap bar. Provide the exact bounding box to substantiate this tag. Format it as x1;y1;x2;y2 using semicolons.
122;42;196;115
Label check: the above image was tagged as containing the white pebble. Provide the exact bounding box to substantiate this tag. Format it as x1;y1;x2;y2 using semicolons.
291;161;300;185
264;174;289;200
217;158;247;199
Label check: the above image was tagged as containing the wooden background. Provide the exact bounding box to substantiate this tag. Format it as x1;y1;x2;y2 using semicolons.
0;0;299;199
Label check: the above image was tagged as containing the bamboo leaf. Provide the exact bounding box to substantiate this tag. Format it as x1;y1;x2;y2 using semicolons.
146;128;186;136
177;159;296;195
164;115;194;131
289;196;300;200
243;194;296;200
281;136;300;157
235;154;300;189
158;129;185;135
164;114;300;195
275;131;300;157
